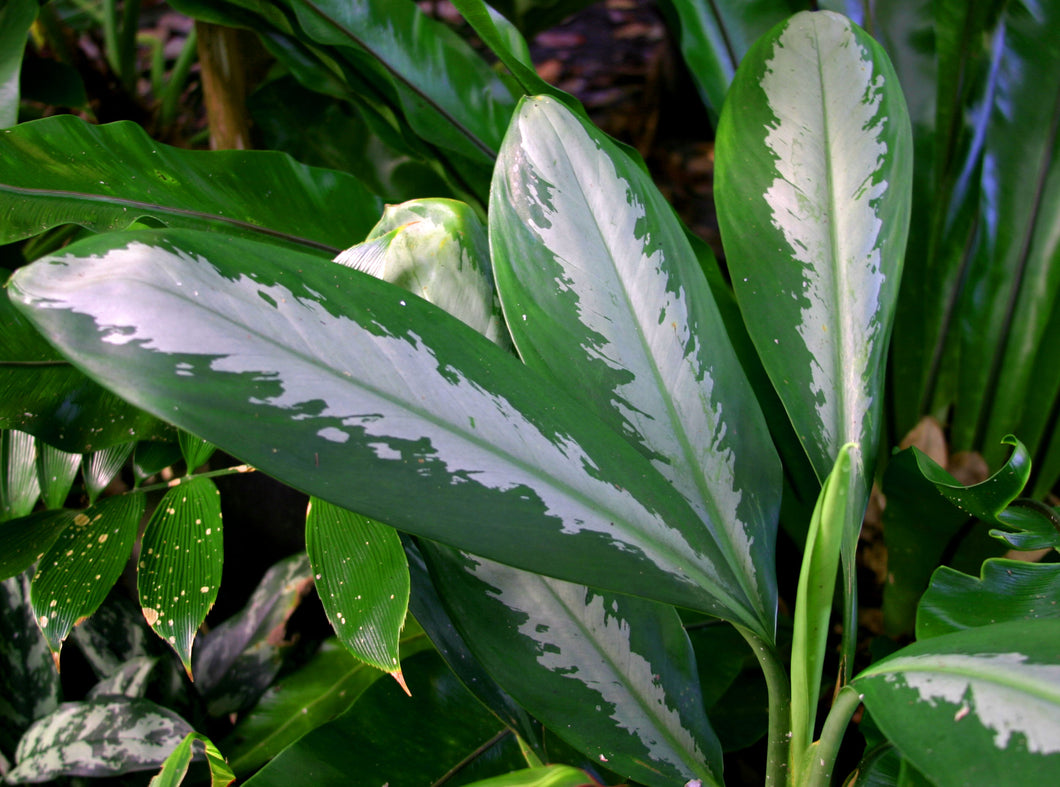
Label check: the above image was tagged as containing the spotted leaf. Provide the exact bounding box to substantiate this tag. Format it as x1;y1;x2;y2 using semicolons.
137;477;223;677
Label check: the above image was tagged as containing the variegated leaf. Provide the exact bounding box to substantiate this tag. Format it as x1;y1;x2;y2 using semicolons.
7;697;193;782
87;657;158;700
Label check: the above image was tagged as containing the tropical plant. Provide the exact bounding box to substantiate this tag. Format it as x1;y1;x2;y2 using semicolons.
0;2;1058;786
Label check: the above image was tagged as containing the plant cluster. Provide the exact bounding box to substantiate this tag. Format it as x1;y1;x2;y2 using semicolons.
0;1;1058;786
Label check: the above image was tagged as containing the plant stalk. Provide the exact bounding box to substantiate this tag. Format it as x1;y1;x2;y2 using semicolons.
736;626;791;787
803;684;863;787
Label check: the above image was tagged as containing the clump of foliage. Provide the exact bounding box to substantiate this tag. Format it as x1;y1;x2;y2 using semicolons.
1;1;1058;786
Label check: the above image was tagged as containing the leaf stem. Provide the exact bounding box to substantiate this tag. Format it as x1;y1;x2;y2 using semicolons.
136;464;255;494
803;684;862;787
736;626;791;787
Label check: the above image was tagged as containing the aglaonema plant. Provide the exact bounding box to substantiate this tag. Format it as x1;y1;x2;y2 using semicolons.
2;6;1059;787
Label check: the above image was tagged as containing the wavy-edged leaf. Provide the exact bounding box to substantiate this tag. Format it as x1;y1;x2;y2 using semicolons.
282;0;516;167
491;95;779;640
10;228;763;627
150;731;235;787
855;620;1060;787
193;552;313;715
423;544;723;787
790;443;855;769
7;697;194;783
305;497;407;676
242;649;526;787
137;477;223;676
0;114;381;251
715;9;913;483
31;492;144;661
917;560;1060;640
0;0;35;127
0;509;75;582
0;572;60;761
223;630;432;775
1;429;39;520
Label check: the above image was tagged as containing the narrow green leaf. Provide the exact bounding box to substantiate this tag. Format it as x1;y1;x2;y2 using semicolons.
715;9;913;484
0;510;75;582
305;498;408;675
1;430;40;520
223;631;432;775
790;443;855;772
461;765;598;787
423;544;723;787
137;477;223;677
192;553;313;716
133;441;183;485
242;649;526;786
83;441;134;504
87;656;157;700
917;560;1060;640
10;228;760;623
855;620;1060;787
150;731;235;787
0;572;61;761
7;697;194;783
0;0;36;128
36;444;81;510
177;431;215;473
491;95;780;640
0;114;382;250
31;492;144;660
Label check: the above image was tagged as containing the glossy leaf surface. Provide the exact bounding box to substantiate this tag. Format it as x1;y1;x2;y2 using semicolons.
462;765;597;787
0;114;381;251
491;95;779;640
243;649;526;786
715;10;913;482
10;228;761;624
137;477;223;676
36;445;80;510
193;553;313;716
1;430;40;520
855;620;1060;787
424;545;722;787
223;630;432;775
83;442;134;504
306;497;407;674
31;492;145;659
7;697;193;782
917;560;1060;639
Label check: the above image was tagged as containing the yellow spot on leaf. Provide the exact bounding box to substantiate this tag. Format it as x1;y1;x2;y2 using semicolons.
39;616;48;628
98;534;108;543
73;514;90;526
143;607;159;626
200;586;210;593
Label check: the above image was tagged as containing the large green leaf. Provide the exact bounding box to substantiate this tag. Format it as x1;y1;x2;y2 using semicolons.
31;492;145;661
7;697;194;783
243;649;527;786
422;544;723;787
855;620;1060;787
222;629;432;775
917;560;1060;639
137;477;224;676
715;9;913;484
0;114;382;251
305;497;408;676
9;228;765;628
490;95;779;640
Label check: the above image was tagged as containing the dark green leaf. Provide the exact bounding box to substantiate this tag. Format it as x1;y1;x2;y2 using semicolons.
0;114;381;251
10;228;762;625
31;492;144;659
855;620;1060;787
7;697;193;782
133;441;183;485
0;509;74;582
491;96;779;640
35;444;80;510
223;630;432;775
305;498;407;675
177;432;215;472
137;477;223;676
423;545;723;787
0;572;60;761
242;649;526;786
0;0;36;127
1;429;39;520
193;553;313;716
917;559;1060;639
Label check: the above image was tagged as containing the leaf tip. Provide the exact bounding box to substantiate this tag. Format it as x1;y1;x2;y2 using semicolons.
389;668;411;697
